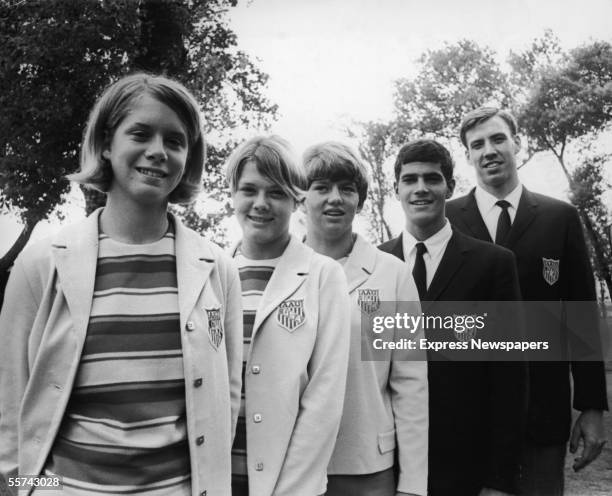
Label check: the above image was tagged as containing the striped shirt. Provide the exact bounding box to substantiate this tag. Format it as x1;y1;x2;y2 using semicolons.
43;226;190;495
231;253;279;495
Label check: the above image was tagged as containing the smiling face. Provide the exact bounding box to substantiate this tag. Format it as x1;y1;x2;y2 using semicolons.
396;161;454;240
103;93;189;207
232;160;296;259
303;178;361;241
464;115;521;198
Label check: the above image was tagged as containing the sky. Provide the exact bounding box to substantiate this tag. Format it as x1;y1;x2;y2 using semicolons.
2;0;612;252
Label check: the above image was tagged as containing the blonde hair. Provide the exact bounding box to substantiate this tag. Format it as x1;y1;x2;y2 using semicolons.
225;135;306;202
69;73;205;204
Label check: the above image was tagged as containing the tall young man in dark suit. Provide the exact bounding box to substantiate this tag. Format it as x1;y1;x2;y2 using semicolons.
380;139;527;496
446;107;608;496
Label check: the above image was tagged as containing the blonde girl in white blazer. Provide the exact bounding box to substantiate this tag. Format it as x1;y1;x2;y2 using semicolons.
0;74;242;496
301;142;428;496
225;136;351;496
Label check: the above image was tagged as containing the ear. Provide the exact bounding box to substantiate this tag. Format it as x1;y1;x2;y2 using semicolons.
393;181;399;198
102;147;111;160
464;147;473;166
513;134;521;154
446;178;456;199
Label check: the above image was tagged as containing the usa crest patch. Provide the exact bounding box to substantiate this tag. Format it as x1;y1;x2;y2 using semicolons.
277;299;305;332
206;308;223;349
358;289;380;314
542;258;560;286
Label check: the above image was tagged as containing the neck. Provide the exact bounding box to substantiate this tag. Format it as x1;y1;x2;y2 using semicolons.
305;227;354;260
406;218;446;242
101;196;169;244
480;177;519;200
241;233;291;260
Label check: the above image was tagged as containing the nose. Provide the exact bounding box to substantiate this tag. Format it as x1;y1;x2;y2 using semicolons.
415;177;428;193
328;185;343;203
483;139;497;158
253;190;269;210
145;135;167;162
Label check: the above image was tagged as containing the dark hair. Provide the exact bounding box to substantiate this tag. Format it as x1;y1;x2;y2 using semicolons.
393;139;454;184
69;73;205;204
302;141;369;208
459;106;518;148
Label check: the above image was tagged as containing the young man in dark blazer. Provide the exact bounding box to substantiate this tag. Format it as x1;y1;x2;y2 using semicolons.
379;139;528;496
446;107;608;496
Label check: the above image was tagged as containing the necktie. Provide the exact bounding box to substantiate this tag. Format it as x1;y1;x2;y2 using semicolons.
495;200;512;245
413;242;427;300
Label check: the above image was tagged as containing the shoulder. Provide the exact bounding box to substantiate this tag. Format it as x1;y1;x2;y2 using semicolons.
378;235;401;253
455;230;515;264
529;191;576;217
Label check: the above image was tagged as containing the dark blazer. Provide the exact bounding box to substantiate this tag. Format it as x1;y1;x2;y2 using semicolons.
380;229;528;496
447;188;608;446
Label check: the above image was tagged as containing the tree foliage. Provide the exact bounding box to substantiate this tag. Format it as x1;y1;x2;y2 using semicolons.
0;0;277;274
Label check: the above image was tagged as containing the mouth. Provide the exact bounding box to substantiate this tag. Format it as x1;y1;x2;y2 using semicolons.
323;210;345;217
137;167;167;178
410;199;433;206
247;214;273;224
482;161;502;169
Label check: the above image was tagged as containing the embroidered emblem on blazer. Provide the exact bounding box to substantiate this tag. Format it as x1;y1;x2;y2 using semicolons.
358;288;380;314
206;308;223;349
277;299;305;331
542;258;560;286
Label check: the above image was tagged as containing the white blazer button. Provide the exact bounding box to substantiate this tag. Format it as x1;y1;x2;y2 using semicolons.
253;413;262;423
256;462;264;471
186;321;196;331
252;365;261;374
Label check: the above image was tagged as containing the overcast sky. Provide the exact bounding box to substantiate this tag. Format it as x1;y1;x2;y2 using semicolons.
2;0;611;250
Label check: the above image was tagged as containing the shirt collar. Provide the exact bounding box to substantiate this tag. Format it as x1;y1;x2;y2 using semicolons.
475;182;523;214
402;219;453;260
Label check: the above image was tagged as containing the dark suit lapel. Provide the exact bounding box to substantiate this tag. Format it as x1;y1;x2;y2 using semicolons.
456;189;492;242
505;187;538;249
425;231;468;302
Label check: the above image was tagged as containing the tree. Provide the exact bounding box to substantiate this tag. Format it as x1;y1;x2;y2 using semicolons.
393;40;513;141
0;0;277;291
347;121;397;243
569;151;612;297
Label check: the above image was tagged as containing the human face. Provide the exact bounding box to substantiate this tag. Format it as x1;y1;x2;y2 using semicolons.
303;179;361;241
232;160;296;259
395;161;454;240
103;94;188;207
464;115;521;198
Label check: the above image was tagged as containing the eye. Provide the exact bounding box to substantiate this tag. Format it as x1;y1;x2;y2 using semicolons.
313;184;328;192
166;137;186;150
270;189;287;199
239;186;256;195
342;184;357;193
130;130;149;141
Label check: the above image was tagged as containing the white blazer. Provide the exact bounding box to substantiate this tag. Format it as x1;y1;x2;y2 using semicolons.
327;235;428;496
232;235;351;496
0;210;243;496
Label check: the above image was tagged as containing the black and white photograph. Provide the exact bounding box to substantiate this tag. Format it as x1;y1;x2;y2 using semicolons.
1;1;611;495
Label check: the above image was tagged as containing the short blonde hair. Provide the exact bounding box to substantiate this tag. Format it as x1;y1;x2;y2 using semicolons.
225;135;306;202
302;141;370;208
69;73;205;204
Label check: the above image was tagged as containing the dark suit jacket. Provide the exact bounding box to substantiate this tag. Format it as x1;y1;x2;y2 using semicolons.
380;229;527;496
447;188;608;445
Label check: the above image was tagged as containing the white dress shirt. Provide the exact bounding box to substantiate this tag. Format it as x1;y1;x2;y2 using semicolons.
401;220;453;290
474;183;523;241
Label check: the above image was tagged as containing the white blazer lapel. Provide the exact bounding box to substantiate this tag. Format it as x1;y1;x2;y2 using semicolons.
51;210;100;350
173;215;215;328
252;236;310;337
344;234;376;293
